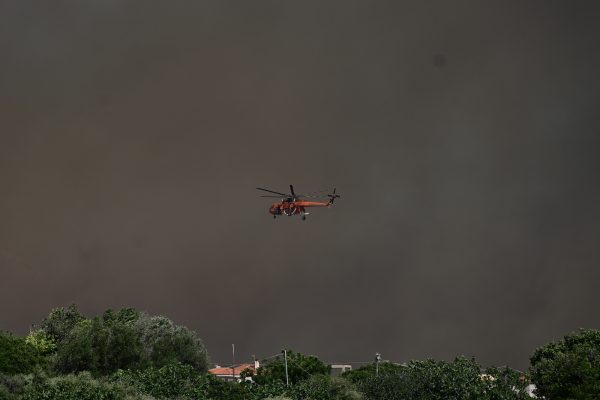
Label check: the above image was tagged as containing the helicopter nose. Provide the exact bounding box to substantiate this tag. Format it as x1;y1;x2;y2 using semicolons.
269;206;280;215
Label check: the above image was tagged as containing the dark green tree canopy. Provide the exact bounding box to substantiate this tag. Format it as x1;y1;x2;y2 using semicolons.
342;362;404;384
4;305;599;400
53;316;144;375
39;305;85;344
530;328;600;400
354;357;529;400
0;331;41;375
254;350;331;385
133;313;209;371
293;375;362;400
38;306;208;375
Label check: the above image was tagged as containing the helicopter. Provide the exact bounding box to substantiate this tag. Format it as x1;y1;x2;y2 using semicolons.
256;185;340;220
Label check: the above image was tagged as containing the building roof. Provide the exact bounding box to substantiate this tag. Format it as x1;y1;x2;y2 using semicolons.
209;363;255;376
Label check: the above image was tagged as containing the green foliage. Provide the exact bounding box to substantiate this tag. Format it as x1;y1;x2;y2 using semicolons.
21;372;125;400
263;397;293;400
483;366;530;400
113;362;208;399
0;385;10;400
0;332;42;375
529;328;600;400
17;305;600;400
206;374;250;400
25;331;56;357
355;357;529;400
53;313;144;375
225;375;361;400
133;315;209;373
53;320;96;374
293;375;362;400
0;373;32;399
243;380;290;400
342;362;404;384
105;319;144;373
255;350;330;385
42;306;208;376
39;305;85;344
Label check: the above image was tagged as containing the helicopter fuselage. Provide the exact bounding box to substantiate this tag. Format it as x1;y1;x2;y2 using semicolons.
258;185;339;220
269;201;330;217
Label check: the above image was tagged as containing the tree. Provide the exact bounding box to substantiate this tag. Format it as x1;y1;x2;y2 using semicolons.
240;379;290;400
254;350;330;385
342;362;404;385
39;305;85;344
530;328;600;400
113;362;208;399
133;314;209;372
25;330;56;356
47;306;208;375
355;357;530;400
53;320;96;374
0;373;32;400
0;331;41;375
54;315;144;375
206;373;249;400
21;372;125;400
102;317;144;374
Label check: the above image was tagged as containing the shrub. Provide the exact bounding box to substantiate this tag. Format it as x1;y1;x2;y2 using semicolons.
293;375;362;400
112;363;208;399
254;350;330;385
0;332;42;375
530;328;600;400
355;358;529;400
21;372;124;400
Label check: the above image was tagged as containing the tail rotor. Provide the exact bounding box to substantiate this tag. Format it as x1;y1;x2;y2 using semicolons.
327;188;340;205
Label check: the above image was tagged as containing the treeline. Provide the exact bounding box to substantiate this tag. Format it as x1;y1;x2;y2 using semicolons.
1;305;599;399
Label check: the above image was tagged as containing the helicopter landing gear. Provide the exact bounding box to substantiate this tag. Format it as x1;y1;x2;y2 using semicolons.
302;215;306;221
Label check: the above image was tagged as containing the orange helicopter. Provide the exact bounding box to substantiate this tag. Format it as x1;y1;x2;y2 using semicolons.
257;185;340;220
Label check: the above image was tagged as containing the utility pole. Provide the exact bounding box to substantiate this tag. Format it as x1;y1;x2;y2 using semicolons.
282;349;289;386
232;344;235;381
375;353;381;376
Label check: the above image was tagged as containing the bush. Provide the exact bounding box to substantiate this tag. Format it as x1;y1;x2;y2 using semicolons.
46;306;208;375
263;397;293;400
39;305;85;344
25;331;56;357
342;362;404;385
21;372;124;400
355;358;529;400
293;375;362;400
0;373;31;399
206;374;250;400
254;350;330;385
238;378;293;400
112;363;208;399
0;332;42;375
134;315;209;372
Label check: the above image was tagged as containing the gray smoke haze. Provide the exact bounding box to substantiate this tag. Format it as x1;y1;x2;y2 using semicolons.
1;1;600;370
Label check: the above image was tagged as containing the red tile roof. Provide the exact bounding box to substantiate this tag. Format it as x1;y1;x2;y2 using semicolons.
209;363;255;376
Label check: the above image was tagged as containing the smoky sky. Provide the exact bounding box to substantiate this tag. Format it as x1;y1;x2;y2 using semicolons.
1;1;600;371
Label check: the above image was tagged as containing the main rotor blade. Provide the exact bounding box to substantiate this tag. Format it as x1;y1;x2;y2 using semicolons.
289;185;296;198
297;193;331;199
256;187;289;197
260;195;285;198
297;189;329;197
